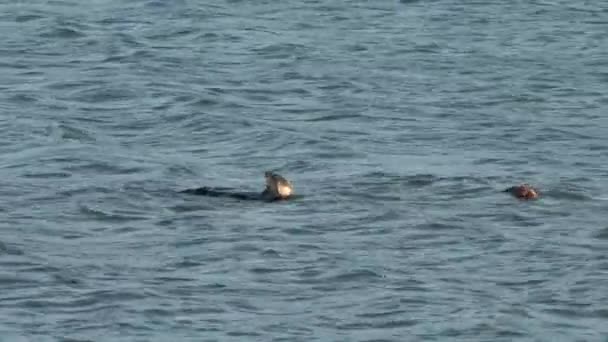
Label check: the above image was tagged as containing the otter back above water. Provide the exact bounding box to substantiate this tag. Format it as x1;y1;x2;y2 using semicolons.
180;187;267;201
180;171;294;202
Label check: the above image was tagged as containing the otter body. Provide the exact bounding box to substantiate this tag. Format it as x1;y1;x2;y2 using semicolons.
504;184;539;200
180;187;265;200
181;171;294;202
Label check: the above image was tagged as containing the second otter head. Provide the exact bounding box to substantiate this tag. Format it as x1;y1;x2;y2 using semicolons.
264;171;293;199
505;184;539;200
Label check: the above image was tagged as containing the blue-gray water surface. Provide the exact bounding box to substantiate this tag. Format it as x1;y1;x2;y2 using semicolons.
1;1;608;341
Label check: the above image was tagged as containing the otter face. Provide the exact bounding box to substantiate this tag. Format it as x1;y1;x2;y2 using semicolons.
507;184;539;200
264;171;293;199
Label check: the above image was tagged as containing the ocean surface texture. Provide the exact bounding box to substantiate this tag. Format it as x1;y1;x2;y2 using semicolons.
1;0;607;341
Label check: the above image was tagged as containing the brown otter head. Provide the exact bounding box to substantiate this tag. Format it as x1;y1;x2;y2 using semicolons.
505;184;539;200
263;171;293;200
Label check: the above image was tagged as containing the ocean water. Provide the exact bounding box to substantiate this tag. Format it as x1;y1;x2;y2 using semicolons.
1;0;607;341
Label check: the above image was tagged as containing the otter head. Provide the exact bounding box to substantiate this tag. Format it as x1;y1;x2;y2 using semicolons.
506;184;539;200
264;171;293;199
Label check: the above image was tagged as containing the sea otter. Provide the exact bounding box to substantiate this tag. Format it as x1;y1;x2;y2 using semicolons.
504;184;539;200
180;171;294;201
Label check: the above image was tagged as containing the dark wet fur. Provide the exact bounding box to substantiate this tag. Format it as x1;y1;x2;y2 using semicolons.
180;187;281;202
503;185;540;200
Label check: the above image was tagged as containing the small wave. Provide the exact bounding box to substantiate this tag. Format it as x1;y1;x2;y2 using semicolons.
7;93;39;103
0;274;41;288
58;186;113;197
335;316;418;331
474;157;505;165
594;227;608;240
45;80;99;90
404;174;440;187
282;227;318;235
78;204;149;223
363;171;492;186
64;161;147;175
303;113;363;122
152;276;195;283
261;249;281;257
47;123;96;142
226;330;263;337
164;258;204;269
15;14;44;22
51;271;83;287
415;221;461;231
15;294;132;314
314;150;363;159
491;277;547;287
40;27;86;39
249;267;289;274
21;171;71;179
593;309;608;318
328;269;383;283
544;189;593;201
253;42;306;57
191;97;220;107
70;87;137;104
358;172;443;187
0;241;24;256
